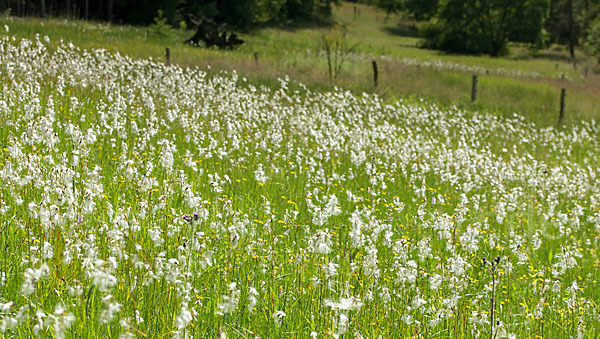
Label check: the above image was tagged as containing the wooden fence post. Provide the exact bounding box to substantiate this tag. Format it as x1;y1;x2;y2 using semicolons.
471;74;478;102
254;52;259;64
559;88;566;125
165;48;171;66
372;61;378;87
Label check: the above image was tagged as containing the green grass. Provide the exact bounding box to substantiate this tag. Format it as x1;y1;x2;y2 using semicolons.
0;12;599;339
1;1;599;126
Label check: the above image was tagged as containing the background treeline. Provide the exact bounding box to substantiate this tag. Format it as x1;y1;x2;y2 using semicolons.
2;0;600;60
0;0;340;29
353;0;600;58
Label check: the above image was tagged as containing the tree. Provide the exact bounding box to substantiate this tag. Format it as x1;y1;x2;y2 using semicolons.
176;0;257;30
422;0;550;56
255;0;287;24
545;0;595;60
376;0;402;23
285;0;318;20
586;16;600;62
509;0;550;46
403;0;439;21
178;0;338;30
0;0;339;31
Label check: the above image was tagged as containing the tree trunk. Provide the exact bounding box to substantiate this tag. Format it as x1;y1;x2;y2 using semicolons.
84;0;88;20
65;0;70;17
40;0;45;17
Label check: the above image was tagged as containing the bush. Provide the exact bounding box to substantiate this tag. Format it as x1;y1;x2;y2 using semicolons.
148;10;177;41
420;18;508;56
421;0;547;57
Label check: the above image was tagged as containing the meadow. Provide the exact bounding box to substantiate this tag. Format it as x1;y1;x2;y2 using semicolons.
1;1;599;126
0;23;599;339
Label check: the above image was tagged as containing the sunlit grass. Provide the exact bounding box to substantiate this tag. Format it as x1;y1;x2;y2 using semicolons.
1;1;599;125
0;31;598;339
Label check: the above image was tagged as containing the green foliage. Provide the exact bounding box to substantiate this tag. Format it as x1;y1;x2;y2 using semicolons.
148;10;177;41
0;0;338;31
176;0;339;30
404;0;439;20
179;20;187;31
509;0;551;45
422;0;549;56
375;0;440;21
285;0;320;20
208;0;257;30
376;0;403;21
545;0;585;45
255;0;288;24
585;18;600;62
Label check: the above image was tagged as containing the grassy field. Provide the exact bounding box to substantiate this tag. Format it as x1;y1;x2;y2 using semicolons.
0;11;599;338
0;4;599;339
1;1;599;125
